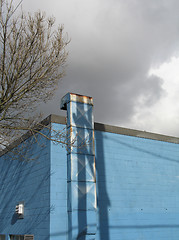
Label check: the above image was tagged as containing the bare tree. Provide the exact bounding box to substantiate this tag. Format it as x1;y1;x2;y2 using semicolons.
0;0;69;149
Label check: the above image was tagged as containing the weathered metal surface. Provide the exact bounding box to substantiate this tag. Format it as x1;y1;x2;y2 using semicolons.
60;92;93;110
67;154;95;182
61;93;97;239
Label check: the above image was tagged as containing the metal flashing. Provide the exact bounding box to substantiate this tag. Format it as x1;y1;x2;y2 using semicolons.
0;115;65;157
60;93;93;110
94;122;179;144
50;115;179;144
1;114;179;158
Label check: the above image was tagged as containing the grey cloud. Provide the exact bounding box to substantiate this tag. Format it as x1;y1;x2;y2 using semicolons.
24;0;179;129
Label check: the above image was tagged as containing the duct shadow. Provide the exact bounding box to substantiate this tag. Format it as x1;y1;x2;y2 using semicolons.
94;131;179;240
72;101;111;240
95;130;111;240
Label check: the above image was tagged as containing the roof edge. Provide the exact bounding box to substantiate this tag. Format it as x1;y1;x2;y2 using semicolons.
1;114;179;157
50;115;179;144
0;115;65;157
94;122;179;144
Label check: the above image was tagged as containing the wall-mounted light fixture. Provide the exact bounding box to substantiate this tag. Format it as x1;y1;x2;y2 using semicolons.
15;201;24;219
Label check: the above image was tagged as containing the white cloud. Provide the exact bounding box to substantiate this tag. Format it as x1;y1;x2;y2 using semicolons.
129;57;179;136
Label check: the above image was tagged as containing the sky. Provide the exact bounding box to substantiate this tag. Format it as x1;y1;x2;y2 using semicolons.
21;0;179;137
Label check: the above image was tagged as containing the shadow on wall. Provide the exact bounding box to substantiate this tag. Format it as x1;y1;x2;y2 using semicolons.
95;131;179;240
96;130;111;240
72;98;111;240
113;137;179;164
0;132;53;238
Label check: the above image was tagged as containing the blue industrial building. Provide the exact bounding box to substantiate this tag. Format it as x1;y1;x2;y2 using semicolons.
1;93;179;240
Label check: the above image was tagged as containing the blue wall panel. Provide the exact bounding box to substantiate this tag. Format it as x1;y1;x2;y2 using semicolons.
0;122;68;240
0;128;51;240
50;123;68;240
95;130;179;240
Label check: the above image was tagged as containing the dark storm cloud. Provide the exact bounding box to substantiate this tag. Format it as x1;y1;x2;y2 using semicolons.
32;0;179;127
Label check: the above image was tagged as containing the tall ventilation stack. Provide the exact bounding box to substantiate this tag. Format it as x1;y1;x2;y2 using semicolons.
61;93;97;240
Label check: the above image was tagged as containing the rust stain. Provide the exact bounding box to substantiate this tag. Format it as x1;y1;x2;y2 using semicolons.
70;92;93;100
70;93;93;105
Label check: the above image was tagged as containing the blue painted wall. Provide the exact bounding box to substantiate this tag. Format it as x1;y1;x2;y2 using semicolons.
95;130;179;240
50;123;67;240
0;128;51;240
1;107;179;239
0;124;67;240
